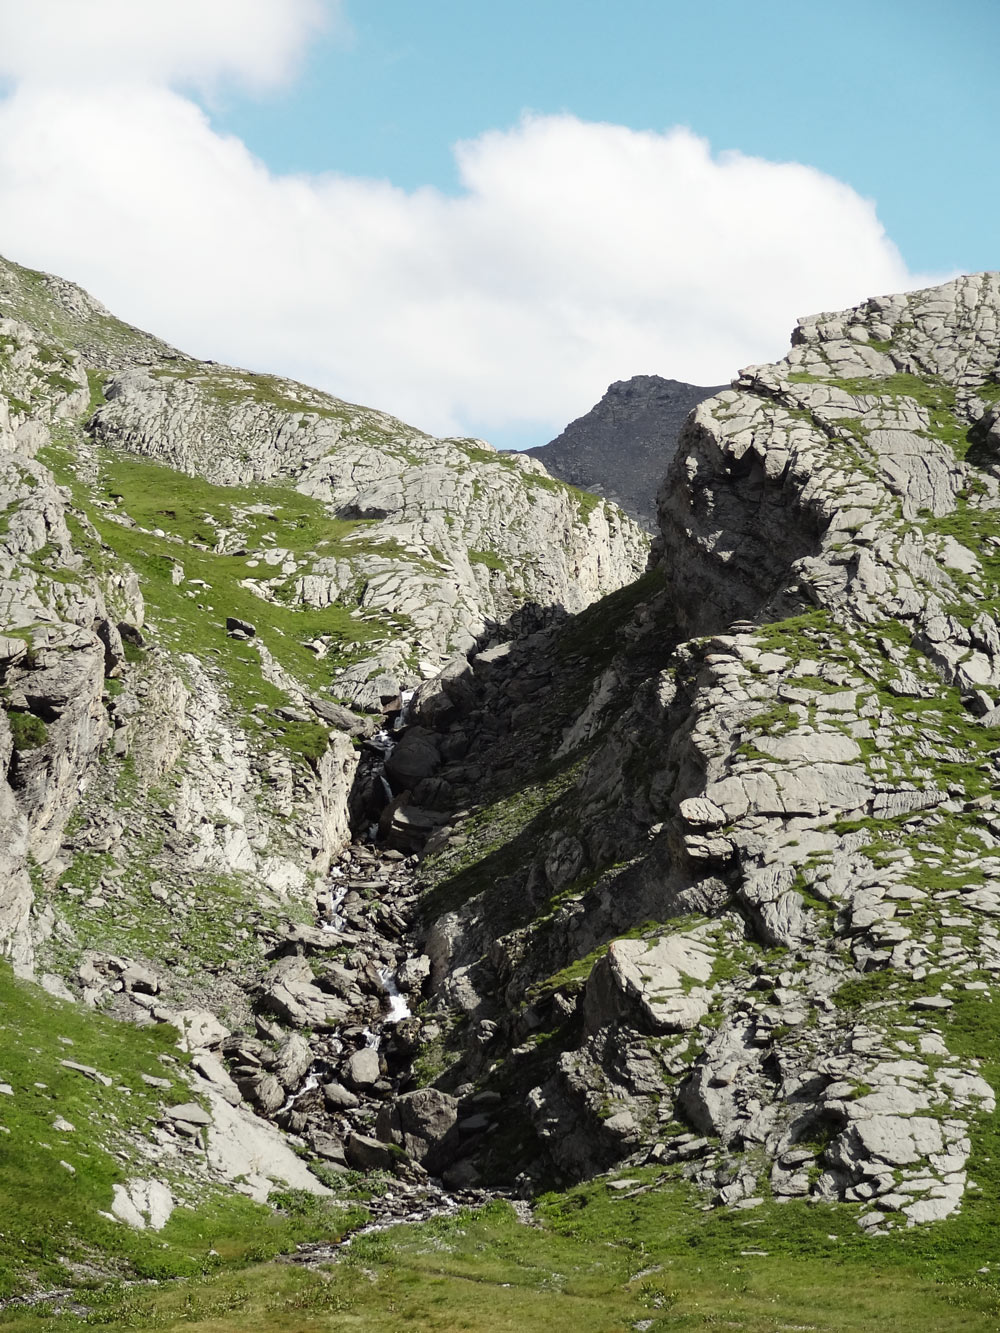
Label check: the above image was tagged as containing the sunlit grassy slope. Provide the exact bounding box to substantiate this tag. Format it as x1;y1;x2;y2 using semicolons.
4;1181;1000;1331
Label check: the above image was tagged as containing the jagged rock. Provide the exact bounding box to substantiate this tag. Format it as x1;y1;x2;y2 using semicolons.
118;961;160;995
315;961;359;998
174;1009;230;1053
310;1131;348;1165
259;958;349;1029
272;1033;314;1089
395;955;431;993
275;705;311;723
309;698;375;736
585;930;716;1034
385;804;449;851
94;618;125;677
190;1052;242;1106
259;979;347;1029
237;1072;285;1114
90;360;648;673
404;271;1000;1230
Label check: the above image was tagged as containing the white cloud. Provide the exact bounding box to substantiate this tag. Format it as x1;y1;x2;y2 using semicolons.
0;27;942;443
0;0;332;90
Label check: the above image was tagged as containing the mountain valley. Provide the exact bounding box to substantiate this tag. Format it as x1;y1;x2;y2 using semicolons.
3;256;1000;1329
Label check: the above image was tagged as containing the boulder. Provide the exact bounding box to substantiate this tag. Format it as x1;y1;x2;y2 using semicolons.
119;961;160;995
396;954;431;993
110;1179;174;1231
585;930;716;1034
385;728;442;787
309;698;376;736
174;1009;230;1053
273;1033;313;1089
236;1072;285;1114
165;1101;213;1127
310;1131;348;1165
345;1132;396;1172
375;1088;459;1174
343;1047;381;1090
322;1080;360;1111
259;979;348;1030
190;1052;242;1106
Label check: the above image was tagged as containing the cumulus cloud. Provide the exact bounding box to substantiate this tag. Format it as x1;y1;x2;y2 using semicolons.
0;0;332;90
0;15;941;442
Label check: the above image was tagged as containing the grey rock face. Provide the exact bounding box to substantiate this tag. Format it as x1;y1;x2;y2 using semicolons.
0;246;644;993
527;375;725;531
88;362;649;669
412;271;1000;1231
8;245;1000;1251
0;249;656;1257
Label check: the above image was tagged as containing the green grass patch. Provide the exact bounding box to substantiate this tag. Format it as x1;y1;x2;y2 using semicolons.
419;755;585;923
556;566;665;671
36;442;415;763
468;548;507;571
7;1180;1000;1331
4;711;48;751
0;962;364;1300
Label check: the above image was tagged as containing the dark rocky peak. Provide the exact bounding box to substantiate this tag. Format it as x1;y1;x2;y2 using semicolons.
526;374;726;531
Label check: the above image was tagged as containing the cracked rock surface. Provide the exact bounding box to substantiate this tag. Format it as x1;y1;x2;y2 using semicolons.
410;272;1000;1232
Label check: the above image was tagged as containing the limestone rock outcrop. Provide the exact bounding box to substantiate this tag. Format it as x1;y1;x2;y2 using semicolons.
0;250;648;1257
411;273;1000;1233
89;361;648;669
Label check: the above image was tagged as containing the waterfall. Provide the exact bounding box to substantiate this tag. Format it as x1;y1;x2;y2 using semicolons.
320;881;348;933
277;1071;320;1115
381;968;412;1024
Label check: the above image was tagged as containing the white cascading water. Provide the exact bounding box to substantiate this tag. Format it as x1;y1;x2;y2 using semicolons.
380;967;412;1024
321;879;348;933
277;1072;320;1115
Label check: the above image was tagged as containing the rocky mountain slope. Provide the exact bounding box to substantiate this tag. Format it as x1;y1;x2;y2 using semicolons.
405;272;1000;1236
526;374;725;530
0;253;648;1295
4;251;1000;1314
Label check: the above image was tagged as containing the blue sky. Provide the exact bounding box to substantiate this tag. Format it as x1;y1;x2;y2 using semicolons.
219;0;1000;278
0;0;994;447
